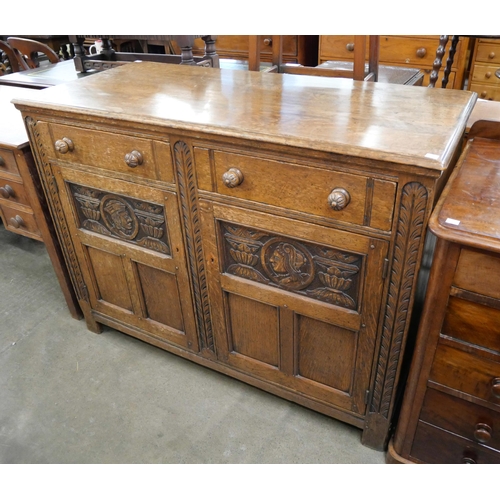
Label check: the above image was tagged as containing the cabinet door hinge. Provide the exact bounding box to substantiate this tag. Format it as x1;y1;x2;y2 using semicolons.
382;258;389;280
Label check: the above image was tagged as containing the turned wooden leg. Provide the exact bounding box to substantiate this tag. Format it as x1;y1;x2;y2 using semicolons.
429;35;449;88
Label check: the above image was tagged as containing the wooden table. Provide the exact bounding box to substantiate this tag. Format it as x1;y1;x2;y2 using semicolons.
0;85;81;319
13;62;476;450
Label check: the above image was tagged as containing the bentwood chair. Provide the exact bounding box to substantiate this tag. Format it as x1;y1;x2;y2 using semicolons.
7;37;61;70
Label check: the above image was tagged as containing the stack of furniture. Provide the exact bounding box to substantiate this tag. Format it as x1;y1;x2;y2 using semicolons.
468;38;500;101
388;121;500;464
13;62;475;450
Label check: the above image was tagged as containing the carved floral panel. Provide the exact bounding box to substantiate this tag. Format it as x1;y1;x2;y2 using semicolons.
69;183;171;255
221;222;363;310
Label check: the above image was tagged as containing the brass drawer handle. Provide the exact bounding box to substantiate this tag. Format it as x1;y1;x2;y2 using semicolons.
416;47;427;58
491;377;500;398
0;155;5;167
55;137;74;154
0;185;15;199
473;423;492;444
222;168;244;188
125;150;143;168
328;188;351;211
9;215;24;229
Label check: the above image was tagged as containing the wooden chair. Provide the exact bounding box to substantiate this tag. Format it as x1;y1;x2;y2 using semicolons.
0;39;28;73
7;37;61;70
248;35;380;82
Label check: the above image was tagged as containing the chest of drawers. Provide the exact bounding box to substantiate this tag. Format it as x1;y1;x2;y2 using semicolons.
319;36;470;89
468;38;500;101
0;85;80;319
13;62;475;450
389;121;500;463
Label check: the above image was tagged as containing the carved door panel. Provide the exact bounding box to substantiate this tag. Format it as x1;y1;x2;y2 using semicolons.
201;202;389;415
54;167;199;352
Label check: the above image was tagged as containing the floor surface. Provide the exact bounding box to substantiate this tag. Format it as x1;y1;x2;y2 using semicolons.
0;223;386;464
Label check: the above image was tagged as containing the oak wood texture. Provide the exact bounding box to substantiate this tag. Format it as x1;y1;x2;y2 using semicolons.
0;85;81;319
319;35;469;89
389;121;500;464
468;38;500;101
13;62;475;450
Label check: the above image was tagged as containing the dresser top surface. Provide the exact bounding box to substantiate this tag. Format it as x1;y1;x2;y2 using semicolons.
0;85;41;148
13;62;476;170
431;134;500;250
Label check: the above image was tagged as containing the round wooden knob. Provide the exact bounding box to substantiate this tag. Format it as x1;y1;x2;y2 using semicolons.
346;43;355;52
491;377;500;398
489;51;496;59
328;188;351;211
416;47;427;58
55;137;74;154
9;215;24;229
474;423;492;443
263;38;272;46
486;71;492;79
481;91;488;98
124;150;143;168
0;184;15;199
222;168;244;188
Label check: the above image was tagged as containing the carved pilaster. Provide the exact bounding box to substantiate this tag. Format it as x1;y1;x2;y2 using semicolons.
174;141;214;352
370;182;428;417
24;117;89;303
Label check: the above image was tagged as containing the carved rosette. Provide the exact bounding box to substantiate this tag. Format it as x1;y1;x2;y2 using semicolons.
222;222;362;310
70;184;170;255
369;182;428;418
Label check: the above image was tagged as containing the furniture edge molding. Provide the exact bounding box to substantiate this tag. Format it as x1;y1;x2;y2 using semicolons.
173;140;214;353
24;116;89;303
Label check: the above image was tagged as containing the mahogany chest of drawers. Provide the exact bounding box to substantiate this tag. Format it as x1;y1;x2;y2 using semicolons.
389;121;500;463
13;62;475;450
468;38;500;101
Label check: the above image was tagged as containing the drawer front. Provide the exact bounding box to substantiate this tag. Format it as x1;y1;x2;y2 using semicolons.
471;62;500;85
420;388;500;452
411;421;500;464
470;83;500;101
443;297;500;354
0;177;31;207
0;148;21;177
48;123;159;180
379;36;446;69
430;343;500;406
453;248;500;299
0;204;41;238
212;151;396;231
319;35;360;61
475;42;500;65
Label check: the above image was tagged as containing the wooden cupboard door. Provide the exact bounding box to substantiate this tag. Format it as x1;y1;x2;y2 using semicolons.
54;167;199;351
201;201;388;414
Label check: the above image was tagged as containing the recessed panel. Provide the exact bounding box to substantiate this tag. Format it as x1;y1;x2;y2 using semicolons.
297;315;356;392
226;293;279;367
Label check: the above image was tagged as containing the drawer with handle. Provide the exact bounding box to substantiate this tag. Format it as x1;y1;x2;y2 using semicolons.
0;148;21;178
0;178;30;207
0;205;41;238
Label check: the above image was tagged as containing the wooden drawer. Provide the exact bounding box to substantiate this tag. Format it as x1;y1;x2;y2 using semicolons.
430;343;500;406
0;148;21;177
475;42;500;65
442;297;500;354
470;83;500;101
470;62;500;85
453;248;500;299
0;204;41;238
420;388;500;451
210;150;396;231
47;123;173;182
411;421;500;463
0;177;31;207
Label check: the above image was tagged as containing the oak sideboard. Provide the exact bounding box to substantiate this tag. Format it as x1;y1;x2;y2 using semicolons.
13;62;476;450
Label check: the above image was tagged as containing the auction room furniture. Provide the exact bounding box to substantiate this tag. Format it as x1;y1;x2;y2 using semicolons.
0;85;80;319
0;40;25;74
467;37;500;101
319;35;470;89
69;35;219;73
388;121;500;464
4;35;71;60
7;37;61;70
13;62;475;450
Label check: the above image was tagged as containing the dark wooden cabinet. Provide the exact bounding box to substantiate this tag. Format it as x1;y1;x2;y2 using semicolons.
388;122;500;464
13;62;475;450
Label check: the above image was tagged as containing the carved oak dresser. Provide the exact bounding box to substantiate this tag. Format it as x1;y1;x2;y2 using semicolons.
13;62;476;450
